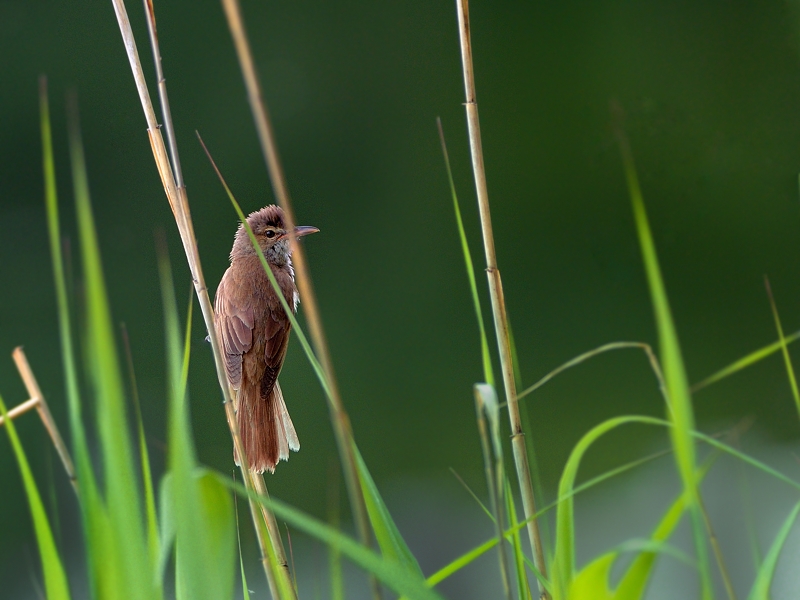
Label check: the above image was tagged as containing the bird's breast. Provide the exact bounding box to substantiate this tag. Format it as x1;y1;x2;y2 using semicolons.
230;255;298;316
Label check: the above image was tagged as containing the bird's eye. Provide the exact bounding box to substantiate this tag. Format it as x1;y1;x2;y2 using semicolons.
265;230;276;238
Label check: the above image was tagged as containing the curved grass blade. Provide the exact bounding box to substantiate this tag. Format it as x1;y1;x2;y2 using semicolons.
614;110;711;599
550;414;708;598
552;415;659;597
0;393;71;600
746;501;800;600
518;342;658;401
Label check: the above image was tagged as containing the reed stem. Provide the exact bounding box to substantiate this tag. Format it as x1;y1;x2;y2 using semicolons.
454;0;549;594
109;1;293;596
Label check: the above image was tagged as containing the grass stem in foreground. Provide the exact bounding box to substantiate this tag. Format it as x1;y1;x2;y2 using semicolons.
613;103;712;599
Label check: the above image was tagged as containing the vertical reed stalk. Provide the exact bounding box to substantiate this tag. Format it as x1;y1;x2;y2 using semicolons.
454;0;549;594
217;2;378;598
109;1;294;596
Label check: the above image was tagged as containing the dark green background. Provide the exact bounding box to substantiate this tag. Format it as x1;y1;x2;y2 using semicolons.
3;0;800;595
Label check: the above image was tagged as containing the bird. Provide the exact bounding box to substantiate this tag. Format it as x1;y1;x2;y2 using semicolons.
213;204;318;473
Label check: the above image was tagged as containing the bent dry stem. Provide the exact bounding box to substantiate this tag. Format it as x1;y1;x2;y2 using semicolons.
0;347;78;495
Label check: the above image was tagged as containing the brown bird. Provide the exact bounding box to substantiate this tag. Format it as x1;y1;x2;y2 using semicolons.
214;205;318;473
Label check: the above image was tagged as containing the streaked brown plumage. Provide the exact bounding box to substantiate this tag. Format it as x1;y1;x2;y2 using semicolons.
213;205;318;473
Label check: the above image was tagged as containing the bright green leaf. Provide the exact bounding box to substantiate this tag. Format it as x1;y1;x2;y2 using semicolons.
0;393;71;600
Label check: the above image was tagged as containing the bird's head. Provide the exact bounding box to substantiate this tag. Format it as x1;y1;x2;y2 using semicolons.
232;205;318;266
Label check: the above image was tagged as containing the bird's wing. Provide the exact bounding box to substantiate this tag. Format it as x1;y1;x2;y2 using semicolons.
214;269;254;390
259;296;292;399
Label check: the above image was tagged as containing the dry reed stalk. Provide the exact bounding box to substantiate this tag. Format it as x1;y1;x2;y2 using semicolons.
217;2;379;598
4;347;79;495
0;397;39;425
454;0;549;595
109;0;294;596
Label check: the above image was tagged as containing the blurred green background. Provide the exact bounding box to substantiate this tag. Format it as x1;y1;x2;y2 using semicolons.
3;0;800;596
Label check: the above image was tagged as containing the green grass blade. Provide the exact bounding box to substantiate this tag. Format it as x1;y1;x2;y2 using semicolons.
67;93;156;600
505;478;533;600
737;458;763;580
219;476;445;600
518;342;656;401
437;118;494;386
328;476;345;600
691;431;800;491
158;472;177;580
613;454;717;599
615;119;712;599
158;245;235;600
122;324;160;570
196;470;237;598
691;331;800;393
746;501;800;600
0;393;72;600
352;442;424;577
552;415;651;597
427;538;498;587
233;484;251;600
451;468;495;521
40;79;90;481
569;554;615;600
764;278;800;419
43;81;110;596
329;541;344;600
549;414;706;598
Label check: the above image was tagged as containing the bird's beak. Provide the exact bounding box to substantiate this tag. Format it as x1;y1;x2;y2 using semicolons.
293;225;320;238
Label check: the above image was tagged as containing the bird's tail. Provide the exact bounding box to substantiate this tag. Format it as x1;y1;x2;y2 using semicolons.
234;381;300;474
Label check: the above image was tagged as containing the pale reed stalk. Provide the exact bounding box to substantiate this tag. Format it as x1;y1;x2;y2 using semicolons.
454;0;549;595
110;0;294;595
